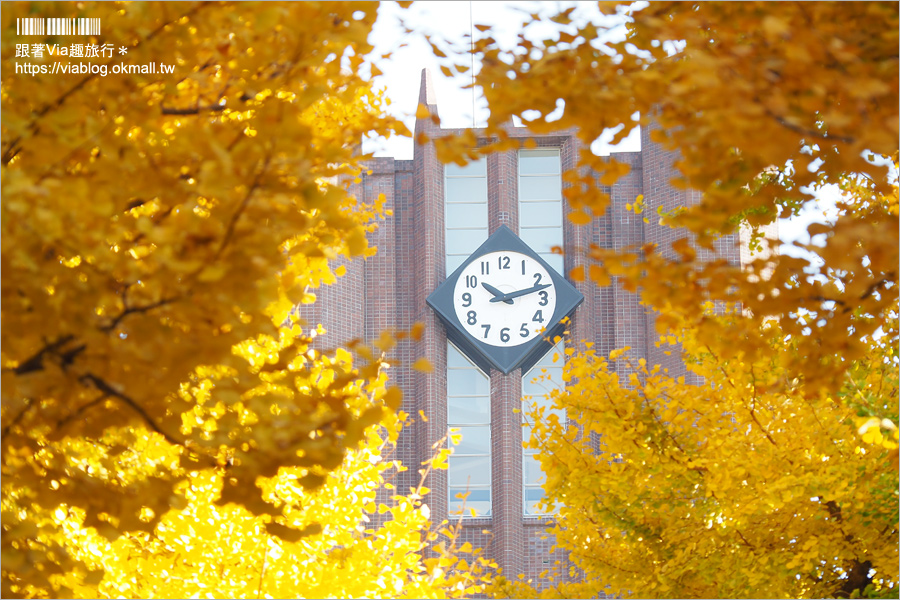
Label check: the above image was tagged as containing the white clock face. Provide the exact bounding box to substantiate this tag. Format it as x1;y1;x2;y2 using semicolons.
453;251;558;347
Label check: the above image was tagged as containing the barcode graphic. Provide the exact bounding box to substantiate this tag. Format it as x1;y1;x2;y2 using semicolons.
16;17;100;36
78;18;101;35
16;18;44;35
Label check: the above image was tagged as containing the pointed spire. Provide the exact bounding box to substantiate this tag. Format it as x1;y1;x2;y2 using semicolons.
418;68;438;109
415;68;440;136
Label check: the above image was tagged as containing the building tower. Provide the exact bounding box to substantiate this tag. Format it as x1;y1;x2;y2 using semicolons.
299;69;749;586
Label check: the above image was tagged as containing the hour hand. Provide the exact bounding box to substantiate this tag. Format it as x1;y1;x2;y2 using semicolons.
481;282;514;305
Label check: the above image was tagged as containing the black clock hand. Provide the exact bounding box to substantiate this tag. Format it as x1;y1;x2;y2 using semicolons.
489;283;551;303
481;282;514;305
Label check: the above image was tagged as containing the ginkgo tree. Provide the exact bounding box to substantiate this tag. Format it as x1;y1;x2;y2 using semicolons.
0;1;481;597
31;372;494;599
504;309;898;599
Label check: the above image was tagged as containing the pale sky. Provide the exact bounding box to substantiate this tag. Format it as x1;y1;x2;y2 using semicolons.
363;1;836;251
365;1;639;159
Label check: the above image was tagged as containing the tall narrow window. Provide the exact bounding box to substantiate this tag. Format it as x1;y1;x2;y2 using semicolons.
518;149;563;274
445;158;488;274
447;343;491;517
522;342;565;515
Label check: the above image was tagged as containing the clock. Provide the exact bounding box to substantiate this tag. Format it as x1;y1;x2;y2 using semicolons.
453;251;557;347
427;225;584;374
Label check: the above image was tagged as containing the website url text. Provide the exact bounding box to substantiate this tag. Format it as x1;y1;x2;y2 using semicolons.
16;61;175;76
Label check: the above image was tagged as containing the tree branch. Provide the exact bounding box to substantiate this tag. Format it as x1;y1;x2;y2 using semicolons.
748;401;779;448
160;90;253;116
1;398;34;439
79;372;186;450
55;395;109;432
766;109;855;145
256;534;270;600
856;276;893;306
8;335;76;376
160;104;228;116
100;297;176;332
214;153;272;261
734;528;755;549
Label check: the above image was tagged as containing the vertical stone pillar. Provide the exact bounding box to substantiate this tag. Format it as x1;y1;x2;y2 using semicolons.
610;151;648;366
489;148;518;232
562;132;596;350
490;368;524;578
362;158;399;525
412;69;450;522
484;146;526;577
390;161;420;501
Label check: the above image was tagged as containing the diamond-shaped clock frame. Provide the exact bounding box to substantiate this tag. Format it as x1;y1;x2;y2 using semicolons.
427;225;584;375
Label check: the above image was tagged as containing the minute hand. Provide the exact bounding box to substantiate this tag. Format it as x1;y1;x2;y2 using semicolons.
489;283;551;303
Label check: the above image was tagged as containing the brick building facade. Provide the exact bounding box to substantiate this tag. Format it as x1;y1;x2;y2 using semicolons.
299;70;750;585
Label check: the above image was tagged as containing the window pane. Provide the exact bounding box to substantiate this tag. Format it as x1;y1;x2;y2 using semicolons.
448;395;490;424
524;454;546;485
520;201;562;228
524;487;546;503
448;368;490;396
524;346;564;398
533;343;564;368
446;228;487;255
525;362;563;382
523;375;562;399
449;456;491;486
519;150;561;175
446;178;487;203
446;158;486;177
451;425;490;455
447;203;488;229
450;487;491;517
519;175;562;201
525;487;552;515
522;378;546;399
448;344;475;368
522;422;534;442
446;254;466;274
540;252;565;275
520;227;563;254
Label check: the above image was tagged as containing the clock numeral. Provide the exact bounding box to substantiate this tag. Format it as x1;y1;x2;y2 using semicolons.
461;292;472;307
466;275;478;288
467;310;477;325
533;272;542;285
519;323;529;338
522;260;526;275
481;261;489;275
500;327;510;343
538;290;549;306
481;324;491;339
532;309;544;323
498;255;510;270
